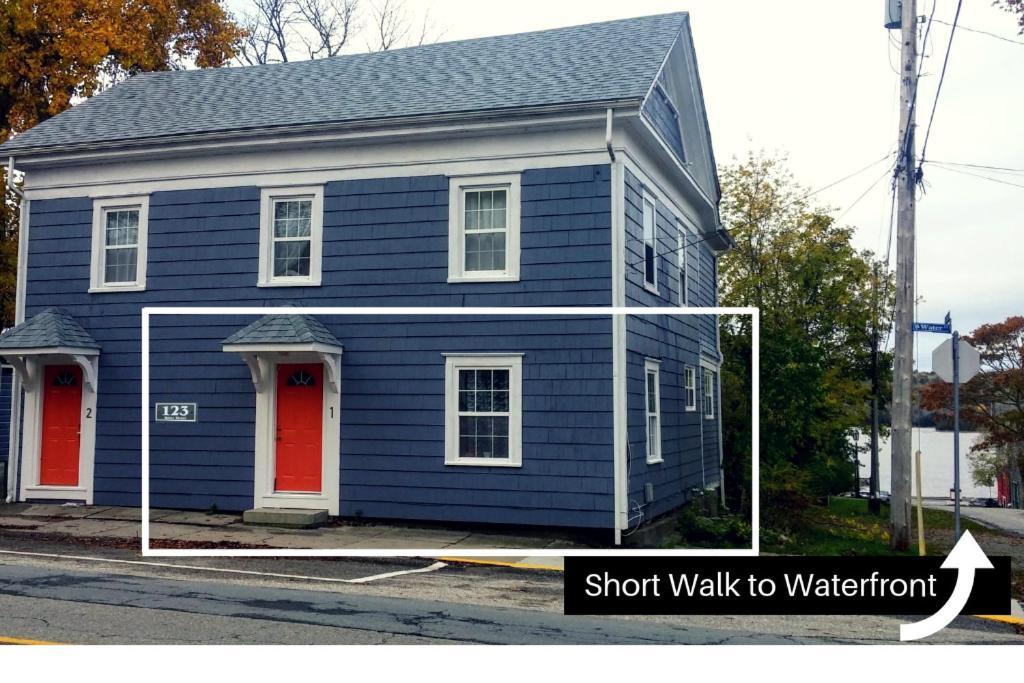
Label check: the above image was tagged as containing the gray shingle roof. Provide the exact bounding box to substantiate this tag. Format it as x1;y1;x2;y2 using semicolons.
223;314;342;348
0;13;686;155
0;308;100;351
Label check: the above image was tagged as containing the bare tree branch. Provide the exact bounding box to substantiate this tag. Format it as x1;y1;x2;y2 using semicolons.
296;0;359;59
367;0;410;52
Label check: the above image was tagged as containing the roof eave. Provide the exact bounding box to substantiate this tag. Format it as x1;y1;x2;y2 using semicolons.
4;98;644;165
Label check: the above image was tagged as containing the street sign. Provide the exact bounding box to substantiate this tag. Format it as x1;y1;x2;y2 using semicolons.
932;338;980;384
913;321;951;334
154;402;198;423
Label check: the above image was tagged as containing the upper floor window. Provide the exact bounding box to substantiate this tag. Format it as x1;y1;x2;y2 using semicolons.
258;186;324;287
677;222;688;306
642;192;657;292
444;354;523;467
90;196;149;292
645;358;662;464
448;174;521;283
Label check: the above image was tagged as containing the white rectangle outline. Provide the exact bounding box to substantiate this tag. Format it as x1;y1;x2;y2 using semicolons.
141;306;759;557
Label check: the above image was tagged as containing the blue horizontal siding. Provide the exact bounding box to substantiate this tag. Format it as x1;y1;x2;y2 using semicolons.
23;165;615;529
148;314;613;526
622;168;720;520
0;366;11;463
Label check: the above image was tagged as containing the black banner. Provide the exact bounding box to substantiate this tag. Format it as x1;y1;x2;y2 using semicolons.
564;556;1011;615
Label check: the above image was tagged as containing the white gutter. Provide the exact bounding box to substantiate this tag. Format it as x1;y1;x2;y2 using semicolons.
605;109;616;162
6;196;27;503
5;157;22;199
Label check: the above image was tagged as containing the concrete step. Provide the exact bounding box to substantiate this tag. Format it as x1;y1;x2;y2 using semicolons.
242;507;328;529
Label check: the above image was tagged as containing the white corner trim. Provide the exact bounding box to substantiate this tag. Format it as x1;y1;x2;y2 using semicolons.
644;357;663;465
610;158;628;543
6;198;29;504
257;185;324;288
89;195;149;292
447;173;521;282
444;354;523;468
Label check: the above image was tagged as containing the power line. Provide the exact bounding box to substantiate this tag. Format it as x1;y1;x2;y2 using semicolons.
929;162;1024;189
626;154;901;270
918;0;964;168
926;159;1024;174
932;18;1024;46
896;1;938;180
836;165;896;222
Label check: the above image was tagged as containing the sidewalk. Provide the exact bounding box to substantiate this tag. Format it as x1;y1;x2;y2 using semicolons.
0;503;576;569
922;498;1024;537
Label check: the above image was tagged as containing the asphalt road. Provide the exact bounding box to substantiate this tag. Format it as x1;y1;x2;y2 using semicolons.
0;535;1019;645
0;560;801;645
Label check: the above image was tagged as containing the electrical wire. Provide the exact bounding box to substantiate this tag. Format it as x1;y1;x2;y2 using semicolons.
918;0;964;169
932;18;1024;46
926;159;1024;175
629;153;896;268
928;162;1024;189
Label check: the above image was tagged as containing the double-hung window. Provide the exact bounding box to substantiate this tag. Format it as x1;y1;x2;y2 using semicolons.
644;359;662;464
448;174;521;282
703;368;715;419
684;365;697;412
90;196;149;292
677;222;688;305
642;192;657;291
258;186;324;287
445;355;523;466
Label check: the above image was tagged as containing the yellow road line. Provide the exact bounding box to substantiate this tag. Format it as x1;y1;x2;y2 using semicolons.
975;614;1024;627
437;556;564;572
0;636;63;645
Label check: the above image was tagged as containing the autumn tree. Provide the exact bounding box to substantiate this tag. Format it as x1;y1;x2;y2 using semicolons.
920;315;1024;502
0;0;243;327
718;152;894;522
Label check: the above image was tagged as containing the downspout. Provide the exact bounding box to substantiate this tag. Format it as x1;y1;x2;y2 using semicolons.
6;157;26;502
608;108;628;545
605;109;616;162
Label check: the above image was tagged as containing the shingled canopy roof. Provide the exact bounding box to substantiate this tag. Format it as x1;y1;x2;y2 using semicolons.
222;314;342;349
0;13;688;155
0;308;100;352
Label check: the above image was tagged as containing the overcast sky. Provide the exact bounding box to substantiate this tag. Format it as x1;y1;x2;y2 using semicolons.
227;1;1023;370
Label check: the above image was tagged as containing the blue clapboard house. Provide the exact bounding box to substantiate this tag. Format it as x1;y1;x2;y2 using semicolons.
0;13;731;543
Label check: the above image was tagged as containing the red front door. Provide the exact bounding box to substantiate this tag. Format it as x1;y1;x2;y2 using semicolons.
275;363;323;493
40;365;83;487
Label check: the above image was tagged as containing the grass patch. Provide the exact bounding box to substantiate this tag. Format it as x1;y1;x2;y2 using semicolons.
764;496;991;556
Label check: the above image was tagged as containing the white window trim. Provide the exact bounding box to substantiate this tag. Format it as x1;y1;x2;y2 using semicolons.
644;358;663;464
258;186;324;287
89;196;148;293
677;220;689;306
444;354;523;467
703;367;715;420
448;173;521;283
641;191;658;294
684;365;697;412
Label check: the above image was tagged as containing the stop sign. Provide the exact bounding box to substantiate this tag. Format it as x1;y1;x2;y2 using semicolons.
932;338;981;384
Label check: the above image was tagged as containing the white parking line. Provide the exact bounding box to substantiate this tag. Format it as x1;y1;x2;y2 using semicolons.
0;549;446;584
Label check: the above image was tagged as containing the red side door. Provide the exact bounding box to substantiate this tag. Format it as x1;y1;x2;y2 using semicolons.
40;365;83;487
275;363;324;493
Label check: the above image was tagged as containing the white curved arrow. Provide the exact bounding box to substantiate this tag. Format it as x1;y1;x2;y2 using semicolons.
900;530;993;641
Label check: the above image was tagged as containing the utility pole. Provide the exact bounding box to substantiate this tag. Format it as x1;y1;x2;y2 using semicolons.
891;0;918;551
869;262;881;514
